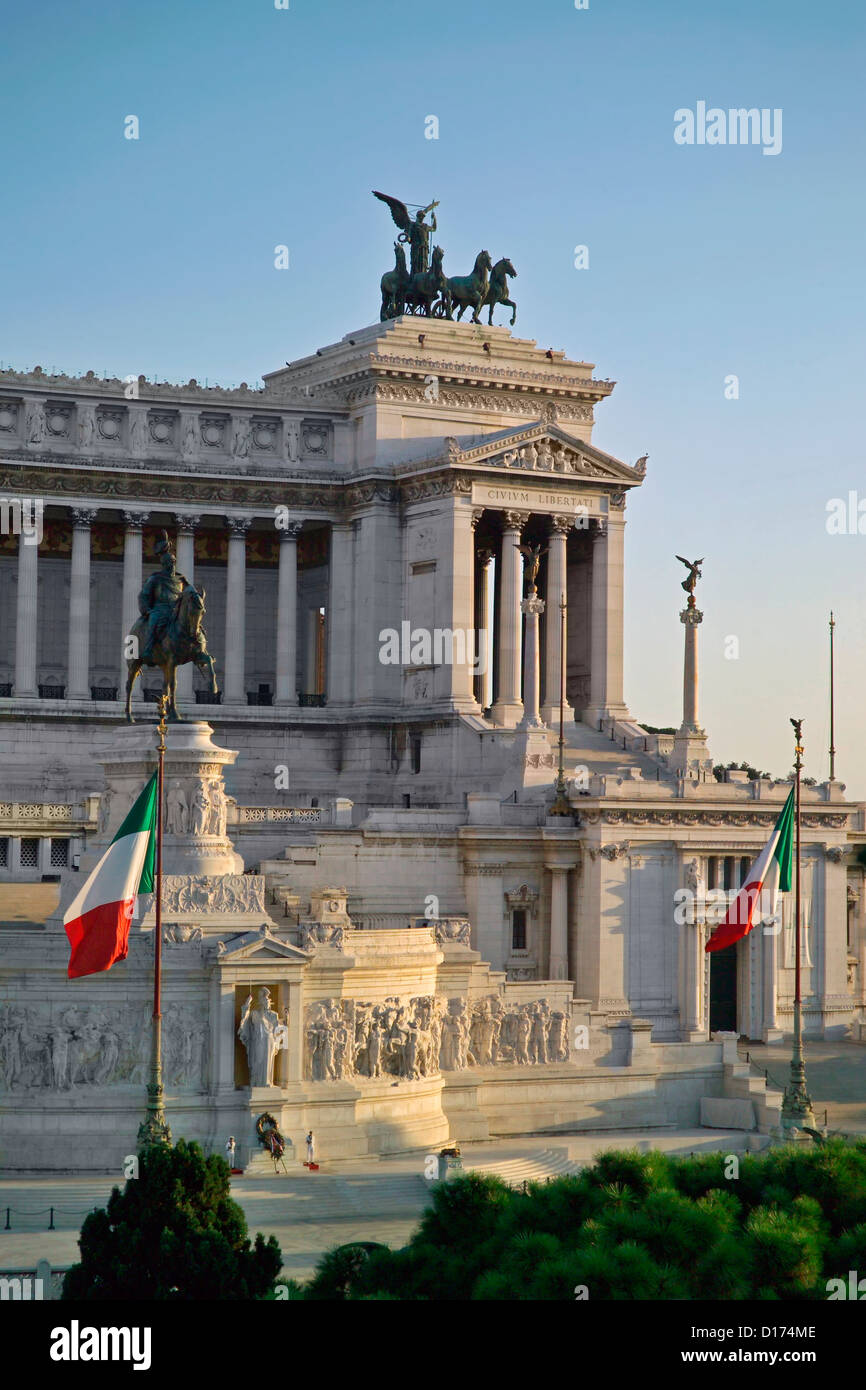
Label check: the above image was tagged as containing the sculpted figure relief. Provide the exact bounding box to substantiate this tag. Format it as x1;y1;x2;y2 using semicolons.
166;782;189;835
300;991;572;1082
0;1000;207;1091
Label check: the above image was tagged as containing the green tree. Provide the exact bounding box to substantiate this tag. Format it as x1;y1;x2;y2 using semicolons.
62;1139;282;1301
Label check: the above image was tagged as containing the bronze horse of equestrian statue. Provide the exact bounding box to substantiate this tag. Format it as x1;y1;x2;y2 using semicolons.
125;584;218;722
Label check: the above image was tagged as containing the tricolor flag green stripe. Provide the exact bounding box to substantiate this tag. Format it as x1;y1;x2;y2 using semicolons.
64;773;158;979
705;787;794;953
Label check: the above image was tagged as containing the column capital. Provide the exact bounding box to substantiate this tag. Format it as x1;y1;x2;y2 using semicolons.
71;507;97;528
225;515;252;537
475;547;495;567
278;520;304;541
591;517;608;538
502;510;530;532
470;507;485;530
680;606;703;626
521;595;545;616
550;514;573;534
175;513;201;533
122;510;149;530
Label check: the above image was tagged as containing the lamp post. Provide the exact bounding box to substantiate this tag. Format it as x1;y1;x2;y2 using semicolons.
780;717;816;1136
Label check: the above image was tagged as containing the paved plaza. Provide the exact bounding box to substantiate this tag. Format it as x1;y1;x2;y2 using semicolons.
3;1036;864;1284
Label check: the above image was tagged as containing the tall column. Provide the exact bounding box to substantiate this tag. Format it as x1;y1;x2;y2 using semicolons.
67;507;96;699
670;588;711;777
473;545;494;709
520;593;545;728
224;516;251;704
681;605;701;731
276;522;301;706
174;515;199;705
585;511;628;725
541;515;574;725
120;511;148;695
14;529;39;698
326;522;353;706
438;499;480;712
305;608;320;695
491;510;528;726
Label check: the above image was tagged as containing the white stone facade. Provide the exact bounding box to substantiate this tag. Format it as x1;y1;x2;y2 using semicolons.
1;318;865;1170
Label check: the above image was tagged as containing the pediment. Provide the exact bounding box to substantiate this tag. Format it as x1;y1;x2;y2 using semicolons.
440;423;643;486
215;926;310;963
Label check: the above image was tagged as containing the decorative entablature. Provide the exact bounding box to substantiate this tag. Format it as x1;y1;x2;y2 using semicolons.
578;805;853;831
0;459;397;518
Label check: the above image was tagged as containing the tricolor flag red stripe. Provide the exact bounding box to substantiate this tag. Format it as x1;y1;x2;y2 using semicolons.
64;773;157;979
705;787;795;953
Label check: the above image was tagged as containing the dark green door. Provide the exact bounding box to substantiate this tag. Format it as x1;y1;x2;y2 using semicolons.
709;944;737;1033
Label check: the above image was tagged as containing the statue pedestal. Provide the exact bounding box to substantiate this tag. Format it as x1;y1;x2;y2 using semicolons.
49;721;275;936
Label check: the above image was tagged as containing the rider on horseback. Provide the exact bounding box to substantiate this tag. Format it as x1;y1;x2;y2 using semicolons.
137;531;190;664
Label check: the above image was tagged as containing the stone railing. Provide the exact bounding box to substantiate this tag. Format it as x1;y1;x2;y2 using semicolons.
229;806;322;826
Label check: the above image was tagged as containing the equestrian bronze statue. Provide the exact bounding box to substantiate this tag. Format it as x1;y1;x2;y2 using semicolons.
125;529;218;722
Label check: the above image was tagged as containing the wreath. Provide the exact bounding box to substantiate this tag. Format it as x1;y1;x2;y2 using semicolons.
255;1111;286;1159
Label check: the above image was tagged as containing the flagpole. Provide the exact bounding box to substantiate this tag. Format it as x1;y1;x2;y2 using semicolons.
828;612;836;782
137;695;172;1149
781;717;815;1136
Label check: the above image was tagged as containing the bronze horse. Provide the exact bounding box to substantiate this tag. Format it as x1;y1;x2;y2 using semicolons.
405;244;448;317
125;584;218;722
444;250;493;323
380;242;410;320
482;258;518;326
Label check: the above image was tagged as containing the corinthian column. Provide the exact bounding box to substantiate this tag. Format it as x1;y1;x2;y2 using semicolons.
541;515;573;725
327;522;353;706
585;511;628;726
120;512;148;695
67;508;97;700
14;529;39;698
174;515;199;705
473;545;494;709
224;517;251;704
491;510;528;726
276;521;301;705
520;593;545;728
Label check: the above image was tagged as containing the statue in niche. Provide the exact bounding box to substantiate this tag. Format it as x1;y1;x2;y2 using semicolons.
232;418;251;459
78;408;95;449
166;782;189;835
238;987;285;1088
285;419;300;463
98;788;113;837
182;420;197;458
129;411;147;454
26;401;45;446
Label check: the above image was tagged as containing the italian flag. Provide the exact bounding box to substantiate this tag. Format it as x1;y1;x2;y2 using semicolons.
64;773;158;979
705;786;794;953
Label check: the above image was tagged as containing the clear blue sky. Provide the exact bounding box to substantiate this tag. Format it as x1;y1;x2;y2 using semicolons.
2;0;865;791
